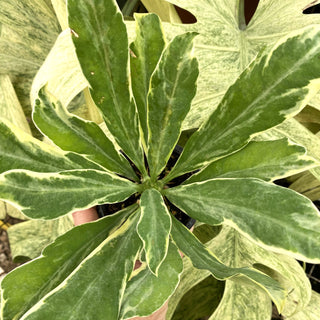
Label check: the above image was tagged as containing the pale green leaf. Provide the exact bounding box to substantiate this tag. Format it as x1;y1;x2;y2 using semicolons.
68;0;146;175
0;169;139;219
161;0;320;128
0;205;138;320
208;281;271;320
289;171;320;201
51;0;68;30
0;201;26;220
170;276;223;320
130;13;166;145
166;258;220;320
138;189;172;275
120;241;183;319
165;26;320;181
140;0;181;23
170;218;285;311
33;88;137;181
7;215;74;261
186;139;318;184
147;32;198;180
0;118;103;174
31;30;88;109
208;226;312;317
166;178;320;262
287;291;320;320
0;75;31;135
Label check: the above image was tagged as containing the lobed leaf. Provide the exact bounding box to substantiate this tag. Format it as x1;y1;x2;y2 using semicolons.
33;88;137;181
68;0;146;175
0;205;137;320
130;13;166;145
0;169;139;219
147;32;198;180
120;241;183;319
164;26;320;181
137;188;172;275
170;218;286;311
186;138;318;184
166;178;320;262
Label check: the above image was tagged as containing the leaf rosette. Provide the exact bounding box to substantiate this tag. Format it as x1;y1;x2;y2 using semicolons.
1;0;320;319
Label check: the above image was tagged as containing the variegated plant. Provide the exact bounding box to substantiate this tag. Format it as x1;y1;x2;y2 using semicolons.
1;0;320;319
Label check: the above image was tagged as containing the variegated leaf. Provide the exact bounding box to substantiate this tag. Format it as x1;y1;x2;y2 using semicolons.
209;280;271;320
147;32;198;180
287;291;320;320
186;139;318;184
31;29;88;109
0;118;103;174
208;226;312;317
130;13;166;145
140;0;181;23
170;218;285;311
0;75;31;135
164;26;320;181
120;241;183;319
33;88;137;181
0;169;139;219
138;188;172;275
161;0;320;128
1;207;140;320
68;0;146;176
7;215;74;261
165;178;320;262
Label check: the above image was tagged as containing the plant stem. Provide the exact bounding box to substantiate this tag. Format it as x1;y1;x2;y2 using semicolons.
238;0;247;30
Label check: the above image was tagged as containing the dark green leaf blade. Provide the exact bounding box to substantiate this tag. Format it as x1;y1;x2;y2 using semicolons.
68;0;146;175
130;13;166;145
0;205;137;320
14;210;141;320
0;118;103;174
33;88;137;181
170;218;285;311
120;241;183;319
0;169;139;219
137;188;172;275
165;26;320;181
186;139;318;184
147;32;198;180
166;178;320;262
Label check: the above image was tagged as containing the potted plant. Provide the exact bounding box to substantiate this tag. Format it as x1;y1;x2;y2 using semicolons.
1;0;320;319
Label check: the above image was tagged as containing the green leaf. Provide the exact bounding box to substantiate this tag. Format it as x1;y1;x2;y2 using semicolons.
187;139;318;184
120;241;183;319
33;88;137;181
130;13;166;145
147;32;198;180
170;218;286;311
68;0;146;175
137;189;172;275
160;0;320;128
7;215;74;261
1;206;139;320
0;118;103;174
166;178;320;262
167;25;320;181
208;226;312;317
0;169;139;219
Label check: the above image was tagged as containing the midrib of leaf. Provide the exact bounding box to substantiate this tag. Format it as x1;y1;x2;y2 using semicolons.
90;3;141;168
150;56;185;175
